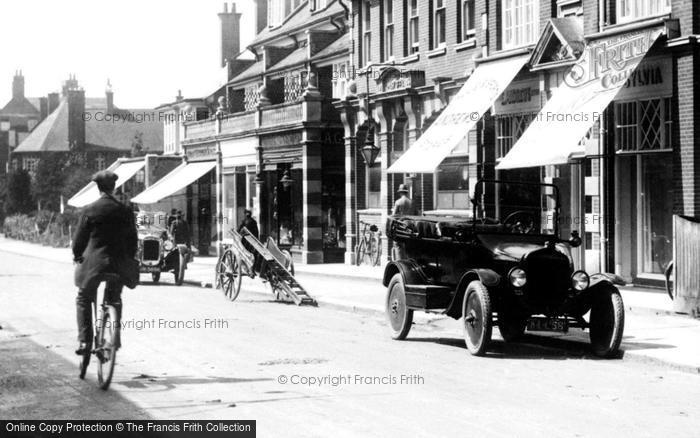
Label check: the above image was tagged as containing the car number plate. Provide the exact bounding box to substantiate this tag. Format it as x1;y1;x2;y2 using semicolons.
526;317;568;333
141;266;159;273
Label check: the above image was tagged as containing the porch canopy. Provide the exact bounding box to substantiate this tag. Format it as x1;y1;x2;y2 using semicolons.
497;26;664;170
388;54;530;174
131;160;216;204
67;159;146;208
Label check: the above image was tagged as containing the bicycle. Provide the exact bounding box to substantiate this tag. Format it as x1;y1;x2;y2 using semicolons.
78;273;121;390
355;220;381;266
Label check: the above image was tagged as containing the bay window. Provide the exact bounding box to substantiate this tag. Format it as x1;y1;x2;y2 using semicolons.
502;0;539;49
616;0;671;24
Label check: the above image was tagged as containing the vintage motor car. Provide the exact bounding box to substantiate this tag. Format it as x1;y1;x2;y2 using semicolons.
384;180;625;357
136;211;190;285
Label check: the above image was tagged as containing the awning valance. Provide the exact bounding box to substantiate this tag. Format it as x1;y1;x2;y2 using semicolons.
131;160;216;204
496;26;664;170
67;159;146;208
387;54;530;174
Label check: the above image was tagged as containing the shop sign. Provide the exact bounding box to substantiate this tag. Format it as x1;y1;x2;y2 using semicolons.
185;144;217;159
493;78;541;115
261;132;303;149
381;68;425;93
614;55;672;100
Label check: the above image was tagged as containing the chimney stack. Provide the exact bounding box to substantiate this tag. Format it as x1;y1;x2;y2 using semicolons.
48;92;60;114
12;70;25;100
39;97;48;121
254;0;267;35
67;87;86;151
219;3;242;68
62;74;79;96
106;79;114;113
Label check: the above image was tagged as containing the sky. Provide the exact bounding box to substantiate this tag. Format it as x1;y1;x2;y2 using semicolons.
0;0;256;109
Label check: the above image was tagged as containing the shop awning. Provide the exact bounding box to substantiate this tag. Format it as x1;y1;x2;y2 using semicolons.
131;160;216;204
497;26;664;170
67;159;146;208
387;54;529;174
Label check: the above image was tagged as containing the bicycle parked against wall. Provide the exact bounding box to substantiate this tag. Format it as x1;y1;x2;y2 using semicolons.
355;220;381;266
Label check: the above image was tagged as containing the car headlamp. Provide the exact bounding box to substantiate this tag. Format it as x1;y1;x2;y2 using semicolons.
571;270;590;291
163;240;174;251
508;268;527;288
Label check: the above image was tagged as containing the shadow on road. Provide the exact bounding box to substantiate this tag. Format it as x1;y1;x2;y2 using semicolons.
0;323;152;420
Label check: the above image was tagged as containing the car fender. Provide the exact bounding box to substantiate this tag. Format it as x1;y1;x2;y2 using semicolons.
589;272;626;287
445;269;501;319
382;259;428;287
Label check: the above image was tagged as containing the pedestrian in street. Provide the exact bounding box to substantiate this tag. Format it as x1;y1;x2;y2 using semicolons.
167;208;178;229
392;184;414;216
72;170;137;356
238;209;259;239
170;211;191;247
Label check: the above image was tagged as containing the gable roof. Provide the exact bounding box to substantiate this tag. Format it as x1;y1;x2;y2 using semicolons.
250;1;344;48
0;96;40;117
14;99;163;154
530;18;585;70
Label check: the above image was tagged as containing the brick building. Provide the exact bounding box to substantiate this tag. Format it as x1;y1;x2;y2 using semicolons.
336;0;698;286
133;1;350;261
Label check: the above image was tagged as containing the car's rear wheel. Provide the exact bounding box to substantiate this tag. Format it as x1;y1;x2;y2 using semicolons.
498;313;526;342
386;274;413;340
589;286;625;358
462;280;492;356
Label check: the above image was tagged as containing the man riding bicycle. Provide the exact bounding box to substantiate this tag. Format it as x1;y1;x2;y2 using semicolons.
72;170;137;356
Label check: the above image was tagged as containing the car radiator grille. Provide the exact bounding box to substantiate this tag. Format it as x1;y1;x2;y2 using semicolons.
142;239;160;261
522;249;570;310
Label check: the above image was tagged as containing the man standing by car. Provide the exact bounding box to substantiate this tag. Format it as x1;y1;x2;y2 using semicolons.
169;211;191;247
73;170;137;355
392;184;413;216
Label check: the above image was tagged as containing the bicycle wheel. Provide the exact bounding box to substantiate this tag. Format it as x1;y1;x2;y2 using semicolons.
96;304;118;390
369;234;381;266
355;239;367;266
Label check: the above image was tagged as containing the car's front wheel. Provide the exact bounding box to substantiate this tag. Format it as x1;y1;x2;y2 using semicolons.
386;274;413;340
589;286;625;358
151;272;160;283
462;280;492;356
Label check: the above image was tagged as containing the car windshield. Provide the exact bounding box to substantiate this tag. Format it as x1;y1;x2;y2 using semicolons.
472;180;559;236
136;211;168;233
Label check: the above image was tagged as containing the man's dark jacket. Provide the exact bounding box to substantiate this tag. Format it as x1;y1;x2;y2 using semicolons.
238;216;259;239
73;194;138;289
170;218;191;245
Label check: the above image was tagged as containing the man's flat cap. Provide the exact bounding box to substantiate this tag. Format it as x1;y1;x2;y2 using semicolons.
92;170;119;185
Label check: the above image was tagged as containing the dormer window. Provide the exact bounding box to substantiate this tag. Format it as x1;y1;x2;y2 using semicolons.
310;0;328;11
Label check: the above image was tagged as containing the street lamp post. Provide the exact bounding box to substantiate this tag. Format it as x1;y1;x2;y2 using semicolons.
356;62;397;168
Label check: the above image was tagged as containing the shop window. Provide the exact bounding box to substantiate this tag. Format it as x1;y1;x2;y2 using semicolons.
615;98;672;152
495;113;534;159
383;0;395;61
502;0;539;50
367;160;382;209
434;0;447;48
461;0;476;41
362;1;372;66
616;0;671;24
406;0;419;54
436;163;469;209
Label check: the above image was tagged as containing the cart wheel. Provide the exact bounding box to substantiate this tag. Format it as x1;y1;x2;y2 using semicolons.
228;259;243;301
386;274;413;340
217;250;232;293
589;286;625;358
462;280;492;356
151;272;160;284
498;313;526;342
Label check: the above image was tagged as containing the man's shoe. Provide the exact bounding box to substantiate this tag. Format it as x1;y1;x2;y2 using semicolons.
75;342;89;355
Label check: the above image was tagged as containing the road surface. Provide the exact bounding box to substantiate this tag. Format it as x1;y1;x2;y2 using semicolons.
1;249;699;437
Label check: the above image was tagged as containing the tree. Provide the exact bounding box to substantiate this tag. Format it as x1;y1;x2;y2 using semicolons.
61;164;93;201
5;169;34;215
130;131;144;157
33;154;66;211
